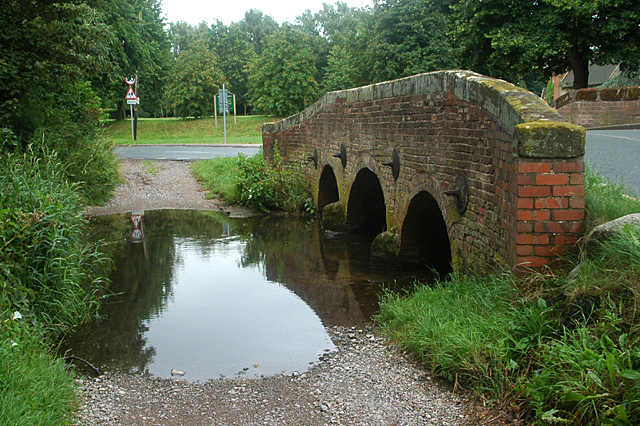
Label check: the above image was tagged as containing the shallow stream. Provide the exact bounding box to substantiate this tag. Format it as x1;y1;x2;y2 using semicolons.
61;210;434;382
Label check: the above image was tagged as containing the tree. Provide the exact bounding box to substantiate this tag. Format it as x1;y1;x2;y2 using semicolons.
88;0;172;118
164;42;225;118
238;10;279;55
323;45;359;92
0;0;118;202
364;0;460;83
451;0;640;89
247;26;319;117
295;2;371;91
209;22;258;115
0;1;111;137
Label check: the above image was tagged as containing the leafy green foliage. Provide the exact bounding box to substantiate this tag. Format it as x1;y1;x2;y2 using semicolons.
0;152;109;338
88;0;171;118
0;1;111;136
235;148;312;213
237;9;279;55
364;0;459;83
247;26;319;117
323;46;359;92
164;41;226;118
451;0;640;89
208;22;258;115
192;148;312;213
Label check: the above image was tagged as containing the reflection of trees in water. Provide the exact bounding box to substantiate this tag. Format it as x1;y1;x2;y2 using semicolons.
66;210;233;374
65;209;418;373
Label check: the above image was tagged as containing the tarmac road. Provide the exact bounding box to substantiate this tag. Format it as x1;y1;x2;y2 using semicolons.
585;129;640;197
114;144;261;161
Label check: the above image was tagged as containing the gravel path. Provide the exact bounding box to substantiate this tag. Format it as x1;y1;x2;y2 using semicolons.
76;159;491;426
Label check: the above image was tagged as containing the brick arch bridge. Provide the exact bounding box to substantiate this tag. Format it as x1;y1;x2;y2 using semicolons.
262;70;586;275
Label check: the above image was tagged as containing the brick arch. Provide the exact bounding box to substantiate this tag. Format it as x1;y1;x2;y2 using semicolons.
263;70;586;274
317;165;339;213
345;168;386;234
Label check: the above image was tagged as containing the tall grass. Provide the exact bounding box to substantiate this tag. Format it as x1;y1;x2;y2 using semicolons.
0;319;78;426
0;151;109;338
585;165;640;233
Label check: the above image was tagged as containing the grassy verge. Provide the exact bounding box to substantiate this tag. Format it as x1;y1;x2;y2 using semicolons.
102;115;279;145
191;146;313;213
378;168;640;425
0;320;78;425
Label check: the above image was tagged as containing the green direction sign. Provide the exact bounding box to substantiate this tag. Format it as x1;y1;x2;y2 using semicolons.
216;91;234;114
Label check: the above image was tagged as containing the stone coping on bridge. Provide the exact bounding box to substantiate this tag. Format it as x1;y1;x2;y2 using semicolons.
262;70;586;275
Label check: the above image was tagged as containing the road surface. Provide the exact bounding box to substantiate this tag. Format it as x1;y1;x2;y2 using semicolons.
114;144;261;161
585;129;640;196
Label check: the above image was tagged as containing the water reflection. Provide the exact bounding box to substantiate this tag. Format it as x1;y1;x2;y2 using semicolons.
62;210;433;382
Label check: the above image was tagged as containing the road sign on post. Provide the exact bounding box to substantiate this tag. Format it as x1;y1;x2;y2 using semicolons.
219;85;229;144
124;77;138;141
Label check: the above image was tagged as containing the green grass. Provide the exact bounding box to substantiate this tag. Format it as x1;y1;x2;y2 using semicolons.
191;156;240;202
585;165;640;233
102;115;279;145
0;319;78;426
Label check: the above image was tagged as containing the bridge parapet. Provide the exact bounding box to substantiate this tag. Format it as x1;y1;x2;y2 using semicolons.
263;70;585;275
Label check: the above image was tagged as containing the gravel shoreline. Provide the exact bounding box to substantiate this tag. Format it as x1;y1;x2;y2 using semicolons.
76;159;487;426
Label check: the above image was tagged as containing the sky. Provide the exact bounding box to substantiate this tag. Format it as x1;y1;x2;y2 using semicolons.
160;0;374;26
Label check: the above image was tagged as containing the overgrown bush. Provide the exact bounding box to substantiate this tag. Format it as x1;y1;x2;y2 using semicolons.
0;151;109;338
235;147;312;213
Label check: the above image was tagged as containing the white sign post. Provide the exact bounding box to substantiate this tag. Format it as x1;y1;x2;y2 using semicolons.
125;77;138;141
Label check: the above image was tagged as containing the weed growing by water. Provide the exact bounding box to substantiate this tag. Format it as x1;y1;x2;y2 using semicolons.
192;145;312;213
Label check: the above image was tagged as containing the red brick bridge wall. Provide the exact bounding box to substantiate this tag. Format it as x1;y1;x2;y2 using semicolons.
262;70;585;275
555;86;640;128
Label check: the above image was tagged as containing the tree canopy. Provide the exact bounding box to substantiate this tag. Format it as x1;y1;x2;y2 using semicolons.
451;0;640;89
247;26;319;117
164;42;226;118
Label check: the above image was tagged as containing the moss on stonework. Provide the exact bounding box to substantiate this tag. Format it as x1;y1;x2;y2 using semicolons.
514;121;585;158
322;200;346;230
370;228;401;268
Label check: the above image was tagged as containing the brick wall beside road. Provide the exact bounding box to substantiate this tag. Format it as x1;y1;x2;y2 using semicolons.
555;86;640;128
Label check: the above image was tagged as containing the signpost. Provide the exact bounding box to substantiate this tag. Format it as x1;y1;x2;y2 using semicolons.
214;88;236;130
124;77;139;141
219;85;229;144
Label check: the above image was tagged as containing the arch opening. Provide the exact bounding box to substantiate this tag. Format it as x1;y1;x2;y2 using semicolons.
400;191;453;276
318;165;340;214
346;168;386;235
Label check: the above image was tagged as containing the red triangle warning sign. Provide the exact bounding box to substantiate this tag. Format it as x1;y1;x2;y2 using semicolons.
125;86;137;100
